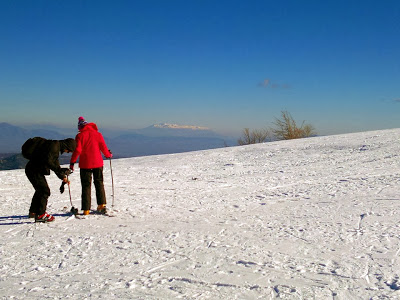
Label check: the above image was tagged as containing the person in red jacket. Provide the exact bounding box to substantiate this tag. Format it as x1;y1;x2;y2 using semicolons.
70;117;112;215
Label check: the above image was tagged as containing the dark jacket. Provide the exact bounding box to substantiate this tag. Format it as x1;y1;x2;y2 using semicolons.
29;138;76;180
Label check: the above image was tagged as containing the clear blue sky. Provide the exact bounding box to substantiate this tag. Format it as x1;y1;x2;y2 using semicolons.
0;0;399;137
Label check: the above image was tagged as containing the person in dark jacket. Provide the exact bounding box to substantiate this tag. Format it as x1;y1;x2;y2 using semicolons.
25;138;76;222
70;117;112;215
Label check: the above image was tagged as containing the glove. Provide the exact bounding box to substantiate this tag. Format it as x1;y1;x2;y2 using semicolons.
60;181;66;194
70;163;74;171
108;150;113;159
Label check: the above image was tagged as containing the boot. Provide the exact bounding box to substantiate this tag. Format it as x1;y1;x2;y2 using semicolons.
35;213;55;223
28;212;35;218
97;204;107;214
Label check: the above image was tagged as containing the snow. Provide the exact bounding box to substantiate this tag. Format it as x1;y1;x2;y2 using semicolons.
1;128;400;299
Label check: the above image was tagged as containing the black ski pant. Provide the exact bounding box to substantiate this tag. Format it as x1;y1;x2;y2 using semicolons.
80;167;106;211
25;161;50;216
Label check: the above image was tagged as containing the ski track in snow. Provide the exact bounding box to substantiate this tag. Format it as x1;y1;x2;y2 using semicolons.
1;129;400;299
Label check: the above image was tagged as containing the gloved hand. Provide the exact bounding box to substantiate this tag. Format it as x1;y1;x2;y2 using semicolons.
108;150;113;159
70;163;74;171
60;181;67;194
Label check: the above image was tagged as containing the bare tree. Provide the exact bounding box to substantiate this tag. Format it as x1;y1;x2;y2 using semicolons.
271;110;316;140
238;128;270;145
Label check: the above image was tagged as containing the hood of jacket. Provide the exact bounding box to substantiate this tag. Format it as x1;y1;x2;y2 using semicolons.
80;122;99;132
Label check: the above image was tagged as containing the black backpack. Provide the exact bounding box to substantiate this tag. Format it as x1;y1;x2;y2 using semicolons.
21;137;47;160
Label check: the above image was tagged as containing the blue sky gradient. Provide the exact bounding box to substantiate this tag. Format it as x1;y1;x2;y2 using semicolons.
1;0;399;136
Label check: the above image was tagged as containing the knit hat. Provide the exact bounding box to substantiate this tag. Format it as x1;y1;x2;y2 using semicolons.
78;116;88;130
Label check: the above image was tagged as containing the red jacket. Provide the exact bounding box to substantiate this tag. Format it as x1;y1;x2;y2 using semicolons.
70;123;112;169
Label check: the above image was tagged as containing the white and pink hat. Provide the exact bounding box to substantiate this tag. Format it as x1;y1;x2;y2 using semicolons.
78;116;88;130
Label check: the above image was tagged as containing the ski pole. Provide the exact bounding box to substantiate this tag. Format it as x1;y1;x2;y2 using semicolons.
110;157;115;208
67;174;78;215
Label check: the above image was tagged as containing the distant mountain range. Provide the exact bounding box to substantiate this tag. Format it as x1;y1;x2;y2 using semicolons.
0;122;236;170
0;123;69;153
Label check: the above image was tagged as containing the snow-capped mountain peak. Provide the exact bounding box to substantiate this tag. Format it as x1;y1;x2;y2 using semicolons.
151;123;210;130
136;123;221;139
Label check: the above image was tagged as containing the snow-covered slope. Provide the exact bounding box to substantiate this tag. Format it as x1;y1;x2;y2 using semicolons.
1;129;400;299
